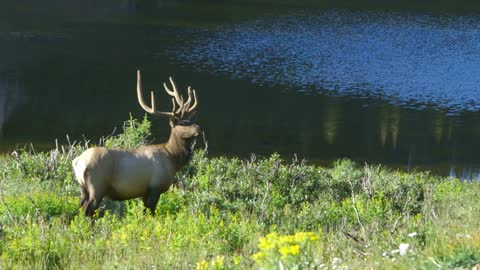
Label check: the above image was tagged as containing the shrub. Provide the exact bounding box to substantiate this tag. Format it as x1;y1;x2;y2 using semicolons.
103;114;151;149
0;192;78;223
1;116;480;269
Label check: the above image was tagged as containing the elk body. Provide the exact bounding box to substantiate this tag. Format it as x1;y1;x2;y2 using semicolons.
72;70;201;217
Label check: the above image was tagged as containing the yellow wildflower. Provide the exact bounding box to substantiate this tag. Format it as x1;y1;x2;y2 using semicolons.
233;255;242;265
211;255;225;268
118;231;128;245
258;235;276;251
196;260;208;270
252;251;266;262
279;244;301;259
279;235;296;245
294;232;319;243
265;232;279;243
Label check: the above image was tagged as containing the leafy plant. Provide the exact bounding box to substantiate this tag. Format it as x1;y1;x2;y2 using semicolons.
1;116;479;269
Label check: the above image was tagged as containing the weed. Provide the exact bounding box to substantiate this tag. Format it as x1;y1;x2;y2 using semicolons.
0;116;479;269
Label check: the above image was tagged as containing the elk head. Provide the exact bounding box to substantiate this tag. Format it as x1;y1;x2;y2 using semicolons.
136;70;201;142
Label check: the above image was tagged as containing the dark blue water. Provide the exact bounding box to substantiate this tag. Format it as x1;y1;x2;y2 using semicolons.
2;5;480;178
175;11;480;115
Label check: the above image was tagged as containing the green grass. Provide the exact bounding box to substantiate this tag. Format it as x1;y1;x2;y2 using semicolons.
1;116;479;269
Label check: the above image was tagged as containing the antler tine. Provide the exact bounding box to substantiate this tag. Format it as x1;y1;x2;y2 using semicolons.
137;70;174;117
183;86;193;110
163;77;184;110
150;91;156;112
171;98;176;115
187;88;198;112
137;70;151;112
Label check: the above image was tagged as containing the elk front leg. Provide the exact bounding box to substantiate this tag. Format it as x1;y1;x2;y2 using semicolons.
142;189;161;216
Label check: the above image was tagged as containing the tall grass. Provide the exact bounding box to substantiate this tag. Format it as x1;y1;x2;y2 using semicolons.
0;116;479;269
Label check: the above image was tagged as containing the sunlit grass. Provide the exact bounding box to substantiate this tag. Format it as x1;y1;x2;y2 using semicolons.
0;116;479;269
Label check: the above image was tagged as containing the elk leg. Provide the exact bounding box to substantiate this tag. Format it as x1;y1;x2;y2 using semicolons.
142;196;149;216
80;186;89;208
84;189;103;217
84;199;100;217
142;189;161;216
83;178;105;217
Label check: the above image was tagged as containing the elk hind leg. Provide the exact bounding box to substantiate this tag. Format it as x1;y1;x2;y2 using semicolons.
80;185;89;208
83;183;105;218
84;199;101;217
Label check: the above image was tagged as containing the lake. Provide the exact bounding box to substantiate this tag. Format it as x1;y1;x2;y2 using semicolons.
1;1;480;178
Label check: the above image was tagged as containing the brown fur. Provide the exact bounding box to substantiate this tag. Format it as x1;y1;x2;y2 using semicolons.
72;122;201;217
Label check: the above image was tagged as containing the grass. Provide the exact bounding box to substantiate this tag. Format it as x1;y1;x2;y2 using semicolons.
0;116;479;269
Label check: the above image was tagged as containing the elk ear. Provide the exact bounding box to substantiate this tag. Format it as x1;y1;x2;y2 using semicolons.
169;117;177;127
185;111;198;122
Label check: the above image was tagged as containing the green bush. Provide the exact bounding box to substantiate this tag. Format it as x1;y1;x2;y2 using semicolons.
104;114;151;149
0;192;78;222
1;116;479;269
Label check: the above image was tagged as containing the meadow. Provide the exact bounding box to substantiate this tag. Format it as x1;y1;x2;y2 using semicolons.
0;116;479;269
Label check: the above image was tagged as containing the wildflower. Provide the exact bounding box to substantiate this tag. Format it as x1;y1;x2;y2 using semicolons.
279;244;301;259
294;232;319;242
279;235;296;245
399;243;409;255
120;232;128;243
391;243;409;256
258;233;278;251
211;255;225;268
407;232;418;238
265;232;279;241
196;260;208;270
253;231;320;268
252;251;266;261
233;255;242;265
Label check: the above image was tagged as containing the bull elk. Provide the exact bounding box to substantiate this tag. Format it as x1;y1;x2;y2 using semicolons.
72;70;201;217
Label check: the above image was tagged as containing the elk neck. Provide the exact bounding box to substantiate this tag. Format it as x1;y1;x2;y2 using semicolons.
164;129;195;171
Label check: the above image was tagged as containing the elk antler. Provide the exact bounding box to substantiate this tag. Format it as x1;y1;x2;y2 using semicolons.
137;70;176;117
163;77;184;112
136;70;199;118
185;86;198;113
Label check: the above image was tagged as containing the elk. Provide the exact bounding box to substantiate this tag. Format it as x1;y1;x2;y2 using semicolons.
72;70;201;217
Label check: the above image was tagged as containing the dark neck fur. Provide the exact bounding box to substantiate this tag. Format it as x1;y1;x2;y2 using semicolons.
165;130;194;172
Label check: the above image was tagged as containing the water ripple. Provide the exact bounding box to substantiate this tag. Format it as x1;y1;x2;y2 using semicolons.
174;11;480;114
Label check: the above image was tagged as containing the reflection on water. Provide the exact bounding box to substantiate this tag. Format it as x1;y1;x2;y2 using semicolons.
323;100;340;145
450;166;480;182
379;107;400;149
175;11;480;114
0;72;24;138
